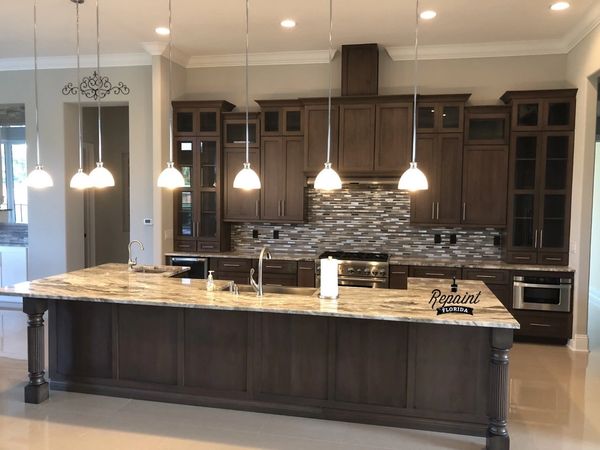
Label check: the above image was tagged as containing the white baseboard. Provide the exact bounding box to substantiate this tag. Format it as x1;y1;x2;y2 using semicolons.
568;334;590;352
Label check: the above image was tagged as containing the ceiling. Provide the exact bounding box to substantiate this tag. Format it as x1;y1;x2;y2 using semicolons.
0;0;599;67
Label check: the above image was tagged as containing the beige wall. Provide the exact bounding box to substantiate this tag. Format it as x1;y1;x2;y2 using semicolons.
184;51;569;107
566;24;600;351
591;142;600;303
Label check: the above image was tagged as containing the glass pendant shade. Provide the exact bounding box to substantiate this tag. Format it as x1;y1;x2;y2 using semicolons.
70;168;91;190
89;161;115;188
398;162;428;191
157;161;185;189
27;165;54;189
314;162;342;191
233;162;261;190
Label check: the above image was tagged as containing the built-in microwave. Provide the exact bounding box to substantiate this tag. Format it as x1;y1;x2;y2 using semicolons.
513;275;572;313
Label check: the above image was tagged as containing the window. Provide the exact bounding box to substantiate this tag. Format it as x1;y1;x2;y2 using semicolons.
1;139;28;223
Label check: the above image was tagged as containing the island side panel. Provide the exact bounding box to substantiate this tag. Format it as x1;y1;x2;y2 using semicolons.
487;328;514;450
23;297;49;404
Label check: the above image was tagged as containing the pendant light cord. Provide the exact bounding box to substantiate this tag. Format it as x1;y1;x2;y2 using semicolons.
411;0;419;163
33;0;41;167
76;1;83;169
96;0;103;163
326;0;332;165
245;0;250;165
168;0;174;163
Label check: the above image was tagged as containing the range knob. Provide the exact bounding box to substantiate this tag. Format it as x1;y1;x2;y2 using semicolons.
347;267;355;274
378;270;386;276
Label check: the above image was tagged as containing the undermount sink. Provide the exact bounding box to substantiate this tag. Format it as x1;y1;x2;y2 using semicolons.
225;284;319;296
131;265;170;274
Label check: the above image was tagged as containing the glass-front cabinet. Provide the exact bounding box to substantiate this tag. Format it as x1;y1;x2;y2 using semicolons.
415;95;469;133
257;100;304;137
503;89;576;265
172;101;234;253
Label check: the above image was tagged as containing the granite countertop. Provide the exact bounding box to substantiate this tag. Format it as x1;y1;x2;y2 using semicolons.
0;263;518;329
388;256;574;272
165;250;318;262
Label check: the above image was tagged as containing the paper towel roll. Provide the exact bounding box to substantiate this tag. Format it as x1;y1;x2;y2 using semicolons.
320;257;339;299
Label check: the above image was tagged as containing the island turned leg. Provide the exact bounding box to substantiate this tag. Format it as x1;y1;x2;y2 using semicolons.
486;328;513;450
23;297;49;404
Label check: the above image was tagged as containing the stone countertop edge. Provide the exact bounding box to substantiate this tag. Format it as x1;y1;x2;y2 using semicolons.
0;264;519;330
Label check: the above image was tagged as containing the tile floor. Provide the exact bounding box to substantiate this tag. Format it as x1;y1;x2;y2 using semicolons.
1;338;599;449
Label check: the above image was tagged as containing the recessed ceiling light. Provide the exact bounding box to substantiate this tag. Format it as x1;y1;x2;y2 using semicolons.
550;2;570;11
155;27;170;36
280;19;296;29
420;10;437;20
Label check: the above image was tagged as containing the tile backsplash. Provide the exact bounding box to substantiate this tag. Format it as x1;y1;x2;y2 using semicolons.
231;188;502;260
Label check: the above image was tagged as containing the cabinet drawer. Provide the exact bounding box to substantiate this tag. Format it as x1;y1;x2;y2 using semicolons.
217;258;253;273
263;273;297;287
214;271;250;285
506;252;537;264
262;260;298;275
513;310;572;340
198;242;219;251
409;266;462;279
298;261;316;288
389;265;408;289
463;268;509;285
538;253;568;266
174;240;197;252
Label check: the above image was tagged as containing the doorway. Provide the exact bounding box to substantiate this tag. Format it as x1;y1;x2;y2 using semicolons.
82;105;130;266
589;81;600;351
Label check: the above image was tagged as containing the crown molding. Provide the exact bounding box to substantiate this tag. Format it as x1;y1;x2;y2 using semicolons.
0;53;151;72
141;42;190;68
564;2;600;52
385;39;568;61
187;49;334;68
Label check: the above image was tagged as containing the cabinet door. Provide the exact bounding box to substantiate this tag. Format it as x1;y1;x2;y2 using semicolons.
198;108;220;135
462;145;508;226
512;100;542;131
507;133;541;258
543;98;575;131
436;134;463;224
416;103;436;132
173;109;197;136
282;137;305;222
304;104;338;174
338;104;376;173
297;261;315;287
262;109;281;136
389;265;408;289
261;137;286;221
410;134;437;224
174;138;197;240
283;108;303;136
438;103;464;132
224;119;259;148
224;149;261;222
538;132;573;255
374;103;412;173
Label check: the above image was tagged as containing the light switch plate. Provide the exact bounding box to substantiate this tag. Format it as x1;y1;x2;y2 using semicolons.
144;218;153;226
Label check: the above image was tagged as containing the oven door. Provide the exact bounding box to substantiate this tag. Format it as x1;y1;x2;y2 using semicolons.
337;276;388;289
513;276;572;313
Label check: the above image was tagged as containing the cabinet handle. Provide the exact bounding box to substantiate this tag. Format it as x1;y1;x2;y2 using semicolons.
529;323;552;328
436;202;440;220
265;265;284;269
282;200;285;217
255;200;259;217
391;271;406;275
278;201;281;217
223;263;241;268
475;274;496;279
431;202;435;220
514;256;530;260
540;229;544;249
545;257;562;262
299;267;314;271
462;203;466;221
200;141;203;152
425;272;446;277
534;229;538;249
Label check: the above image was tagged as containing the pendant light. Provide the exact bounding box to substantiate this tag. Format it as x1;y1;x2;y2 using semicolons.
69;0;91;190
27;0;54;189
398;0;428;192
88;0;115;188
233;0;261;190
157;0;185;189
314;0;342;191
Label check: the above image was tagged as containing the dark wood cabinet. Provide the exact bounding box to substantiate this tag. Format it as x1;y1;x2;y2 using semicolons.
223;148;261;222
297;261;316;287
416;95;469;133
461;145;509;227
501;89;576;132
462;268;511;311
173;101;234;252
257;100;303;137
410;133;463;225
389;265;408;289
302;100;339;175
409;266;462;279
374;102;412;173
338;103;376;172
465;106;510;145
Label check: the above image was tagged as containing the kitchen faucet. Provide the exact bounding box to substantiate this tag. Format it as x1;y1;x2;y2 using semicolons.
250;246;272;296
128;240;144;270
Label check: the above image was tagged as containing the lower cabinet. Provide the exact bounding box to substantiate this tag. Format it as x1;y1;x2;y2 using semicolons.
297;261;316;287
409;266;462;279
512;310;572;342
463;268;511;311
389;265;408;289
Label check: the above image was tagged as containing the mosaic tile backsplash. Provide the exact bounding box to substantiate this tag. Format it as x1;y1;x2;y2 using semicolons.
231;188;503;260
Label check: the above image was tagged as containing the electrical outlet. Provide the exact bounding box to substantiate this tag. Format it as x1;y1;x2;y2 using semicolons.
144;218;153;226
273;230;280;239
493;235;501;246
252;229;259;239
434;234;442;244
450;234;457;244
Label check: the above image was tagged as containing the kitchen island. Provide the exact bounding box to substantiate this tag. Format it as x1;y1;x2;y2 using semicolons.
1;264;518;450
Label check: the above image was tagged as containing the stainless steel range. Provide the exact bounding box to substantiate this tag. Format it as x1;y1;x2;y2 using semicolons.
317;251;389;288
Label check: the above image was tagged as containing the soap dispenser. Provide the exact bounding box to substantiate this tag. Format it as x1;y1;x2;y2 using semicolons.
451;277;458;293
207;271;215;291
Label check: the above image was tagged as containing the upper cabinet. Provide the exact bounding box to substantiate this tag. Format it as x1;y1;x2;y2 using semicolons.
465;105;510;145
257;100;303;137
416;95;470;133
172;101;234;252
338;103;377;173
501;89;577;132
502;90;576;265
302;99;339;175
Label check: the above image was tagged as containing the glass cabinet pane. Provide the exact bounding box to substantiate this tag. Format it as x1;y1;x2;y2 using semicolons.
417;106;435;129
200;141;217;188
468;118;505;141
547;102;571;127
178;191;193;236
264;111;280;133
286;110;302;132
441;106;460;129
199;111;217;133
200;192;217;238
517;103;539;127
176;112;194;133
181;166;192;188
542;194;565;248
177;141;193;164
514;136;538;190
512;194;535;247
545;135;569;189
226;123;257;145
